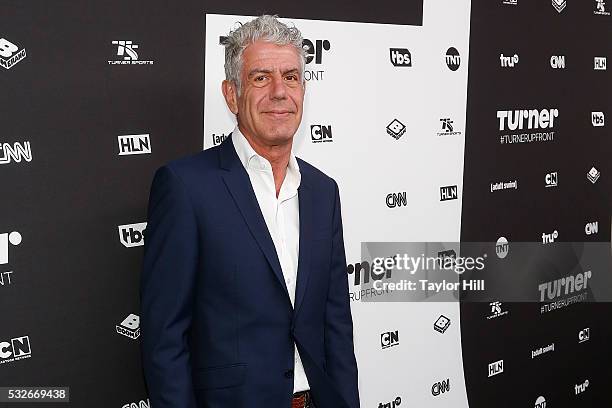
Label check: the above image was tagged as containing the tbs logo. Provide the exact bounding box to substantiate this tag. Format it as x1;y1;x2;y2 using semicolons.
390;48;412;67
116;314;140;340
0;231;21;265
0;335;32;364
310;125;332;143
118;222;147;248
592;111;605;127
381;330;399;349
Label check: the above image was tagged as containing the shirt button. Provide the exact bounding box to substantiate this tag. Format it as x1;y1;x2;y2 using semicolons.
284;369;294;379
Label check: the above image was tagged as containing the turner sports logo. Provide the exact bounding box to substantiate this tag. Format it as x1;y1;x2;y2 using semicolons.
497;108;558;145
539;270;591;313
0;141;33;165
108;40;154;65
0;335;32;364
118;222;147;248
0;38;27;70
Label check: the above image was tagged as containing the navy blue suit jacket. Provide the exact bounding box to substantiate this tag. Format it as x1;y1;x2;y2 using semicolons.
140;135;360;408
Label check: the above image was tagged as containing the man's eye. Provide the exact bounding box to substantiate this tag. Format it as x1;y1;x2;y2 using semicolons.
254;75;267;82
285;75;297;81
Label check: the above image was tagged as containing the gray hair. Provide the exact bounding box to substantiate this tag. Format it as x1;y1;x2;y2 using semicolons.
221;15;306;94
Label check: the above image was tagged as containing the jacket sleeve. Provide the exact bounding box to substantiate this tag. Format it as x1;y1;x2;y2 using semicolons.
325;179;360;408
140;165;198;408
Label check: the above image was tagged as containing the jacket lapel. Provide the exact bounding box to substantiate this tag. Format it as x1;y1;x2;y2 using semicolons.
294;172;313;317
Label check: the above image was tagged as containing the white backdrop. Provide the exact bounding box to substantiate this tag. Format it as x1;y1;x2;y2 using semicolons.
203;3;471;404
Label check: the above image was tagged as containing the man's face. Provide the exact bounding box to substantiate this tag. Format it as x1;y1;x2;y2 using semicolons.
223;40;305;147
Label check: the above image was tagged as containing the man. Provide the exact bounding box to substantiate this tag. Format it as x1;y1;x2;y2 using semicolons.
141;15;360;408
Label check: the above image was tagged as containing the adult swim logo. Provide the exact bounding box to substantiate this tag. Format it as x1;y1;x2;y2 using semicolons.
490;180;517;192
497;108;558;145
539;270;591;314
386;119;406;140
487;301;509;319
118;134;151;156
108;41;154;65
500;54;519;68
488;359;503;377
0;335;31;364
552;0;566;13
595;0;610;15
381;330;399;349
212;133;229;147
531;343;554;359
311;125;333;143
118;222;147;248
445;47;460;71
0;38;27;70
116;314;140;339
0;141;33;165
390;48;412;67
438;118;461;136
303;39;330;81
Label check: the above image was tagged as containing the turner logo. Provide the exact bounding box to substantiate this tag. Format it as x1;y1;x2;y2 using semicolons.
545;172;558;187
434;315;451;333
497;109;558;131
381;330;399;349
122;399;150;408
500;54;519;68
495;237;509;259
595;0;610;15
0;141;33;165
0;231;21;265
386;192;407;208
550;55;565;69
539;270;592;302
116;314;140;339
118;134;151;156
585;221;598;235
591;111;605;127
535;396;547;408
311;125;333;143
0;38;27;70
0;335;31;364
440;185;458;201
488;359;503;377
378;396;401;408
390;48;412;67
212;133;229;147
431;379;450;396
594;57;607;70
487;301;509;319
108;40;154;65
552;0;566;13
303;39;330;81
118;223;147;248
541;230;558;244
575;379;589;395
587;166;600;184
579;328;590;343
386;119;406;140
445;47;460;71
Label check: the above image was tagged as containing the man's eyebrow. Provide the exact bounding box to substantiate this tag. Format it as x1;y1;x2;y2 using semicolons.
247;67;300;77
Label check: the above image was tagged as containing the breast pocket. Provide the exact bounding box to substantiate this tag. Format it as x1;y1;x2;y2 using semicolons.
193;363;247;390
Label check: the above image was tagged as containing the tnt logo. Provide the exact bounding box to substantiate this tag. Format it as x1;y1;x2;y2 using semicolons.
390;48;412;67
545;172;558;187
488;359;503;377
431;379;450;396
575;379;589;395
386;192;407;208
380;330;399;349
378;396;401;408
445;47;460;71
591;111;605;127
495;237;509;259
113;40;139;60
579;328;590;343
434;315;451;333
541;230;558;244
116;314;140;339
303;39;330;65
585;221;598;235
0;231;22;265
550;55;565;69
0;38;27;70
594;57;607;70
118;134;151;156
0;335;32;364
500;54;519;68
535;396;547;408
118;222;147;248
310;125;333;143
386;119;406;140
440;185;458;201
0;142;33;165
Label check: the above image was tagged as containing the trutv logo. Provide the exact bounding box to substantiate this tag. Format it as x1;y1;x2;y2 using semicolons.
378;396;401;408
118;223;147;248
0;335;32;364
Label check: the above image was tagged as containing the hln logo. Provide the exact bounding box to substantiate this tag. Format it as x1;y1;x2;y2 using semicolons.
386;192;407;208
550;55;565;69
431;379;450;396
440;185;458;201
389;48;412;67
585;221;598;235
0;142;32;165
488;359;503;377
0;335;32;364
0;231;22;265
380;331;399;349
310;125;332;143
118;134;151;156
118;222;147;248
594;57;607;70
591;112;605;127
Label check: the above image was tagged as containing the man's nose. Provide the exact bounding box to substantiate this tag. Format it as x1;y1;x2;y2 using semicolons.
269;74;287;99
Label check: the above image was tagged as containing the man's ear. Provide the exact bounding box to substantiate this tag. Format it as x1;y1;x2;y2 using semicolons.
222;80;239;115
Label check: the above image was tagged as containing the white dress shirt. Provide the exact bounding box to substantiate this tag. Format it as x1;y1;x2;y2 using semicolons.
231;126;310;393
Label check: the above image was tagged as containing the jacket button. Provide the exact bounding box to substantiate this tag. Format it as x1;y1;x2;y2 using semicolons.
284;369;294;379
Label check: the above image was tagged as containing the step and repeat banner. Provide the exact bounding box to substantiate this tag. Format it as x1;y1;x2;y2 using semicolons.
1;0;610;407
